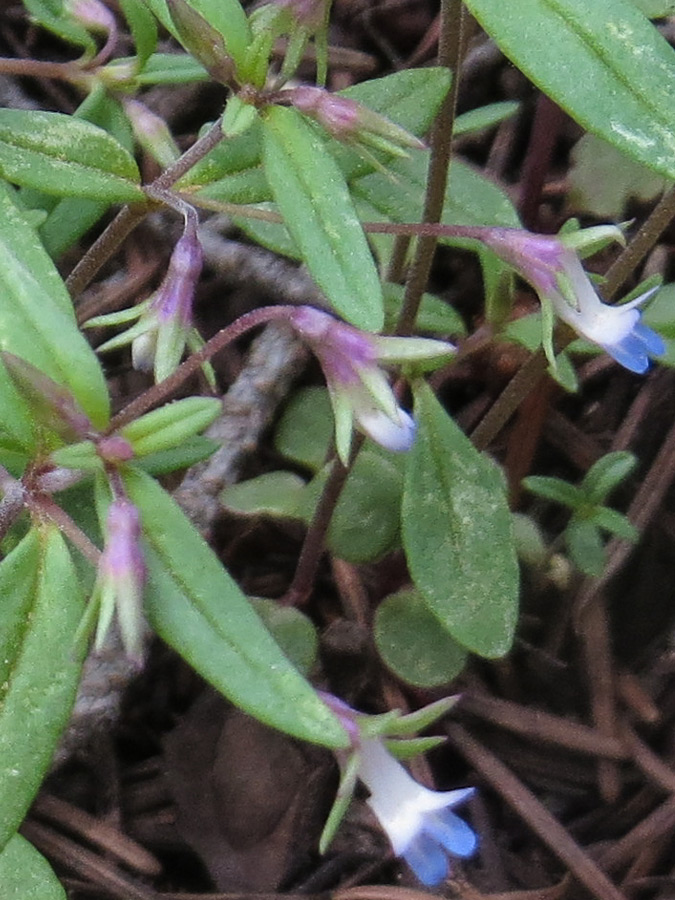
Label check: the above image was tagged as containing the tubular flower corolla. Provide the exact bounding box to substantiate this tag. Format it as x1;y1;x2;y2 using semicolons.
482;228;665;374
357;737;477;886
286;306;454;463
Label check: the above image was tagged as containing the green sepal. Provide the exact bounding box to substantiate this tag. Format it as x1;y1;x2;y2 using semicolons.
50;440;102;472
119;397;221;457
319;750;360;854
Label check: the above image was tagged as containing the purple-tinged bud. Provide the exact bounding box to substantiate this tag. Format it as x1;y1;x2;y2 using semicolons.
292;86;360;138
132;225;204;382
66;0;116;35
1;352;93;443
290;86;425;157
97;435;135;463
123;99;180;169
98;499;146;663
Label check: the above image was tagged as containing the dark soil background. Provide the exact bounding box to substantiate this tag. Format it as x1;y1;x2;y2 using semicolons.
4;2;675;899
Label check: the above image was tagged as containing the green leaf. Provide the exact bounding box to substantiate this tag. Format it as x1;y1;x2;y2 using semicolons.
157;0;251;75
107;52;209;85
454;101;520;136
250;598;318;676
354;153;521;229
274;386;333;472
523;475;583;509
374;588;468;688
0;110;145;202
630;0;675;17
568;133;667;218
122;468;348;748
383;283;466;336
119;397;222;456
119;0;159;70
38;88;136;258
463;0;675;179
402;381;519;657
133;434;218;475
0;527;87;850
221;470;307;519
591;506;640;541
566;518;606;576
23;0;95;54
582;450;637;502
0;835;66;900
262;106;384;332
324;451;403;564
0;182;110;434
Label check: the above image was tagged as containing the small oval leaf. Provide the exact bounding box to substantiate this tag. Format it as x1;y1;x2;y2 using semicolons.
375;588;468;688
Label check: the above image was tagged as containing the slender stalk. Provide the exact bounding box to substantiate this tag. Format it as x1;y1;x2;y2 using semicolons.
602;182;675;301
66;120;227;298
27;495;101;567
0;57;86;83
282;442;360;608
395;0;467;336
107;305;296;431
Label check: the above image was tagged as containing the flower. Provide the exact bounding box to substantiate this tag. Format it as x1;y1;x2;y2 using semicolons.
287;306;454;463
357;737;477;886
481;228;665;374
290;86;425;158
87;218;207;383
95;498;146;663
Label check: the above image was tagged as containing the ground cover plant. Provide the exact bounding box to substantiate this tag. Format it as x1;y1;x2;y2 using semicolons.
1;0;675;897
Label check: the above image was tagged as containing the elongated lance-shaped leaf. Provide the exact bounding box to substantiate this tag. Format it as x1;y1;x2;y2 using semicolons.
402;381;519;657
0;109;145;202
0;835;66;900
121;468;348;748
0;527;87;851
262;105;384;332
463;0;675;179
0;181;110;437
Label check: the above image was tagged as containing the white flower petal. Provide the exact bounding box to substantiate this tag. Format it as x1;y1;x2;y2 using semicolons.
356;406;416;452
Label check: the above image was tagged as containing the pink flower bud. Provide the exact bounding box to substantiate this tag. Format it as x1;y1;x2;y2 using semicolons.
66;0;116;34
98;499;146;663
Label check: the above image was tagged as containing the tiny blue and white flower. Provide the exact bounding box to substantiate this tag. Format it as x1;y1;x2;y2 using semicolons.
357;737;477;886
480;228;665;375
287;306;454;463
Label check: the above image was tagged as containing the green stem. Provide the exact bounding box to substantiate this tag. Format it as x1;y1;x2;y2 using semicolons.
602;182;675;301
395;0;467;336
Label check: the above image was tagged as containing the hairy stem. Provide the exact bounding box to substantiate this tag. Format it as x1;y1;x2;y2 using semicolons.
107;305;297;431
